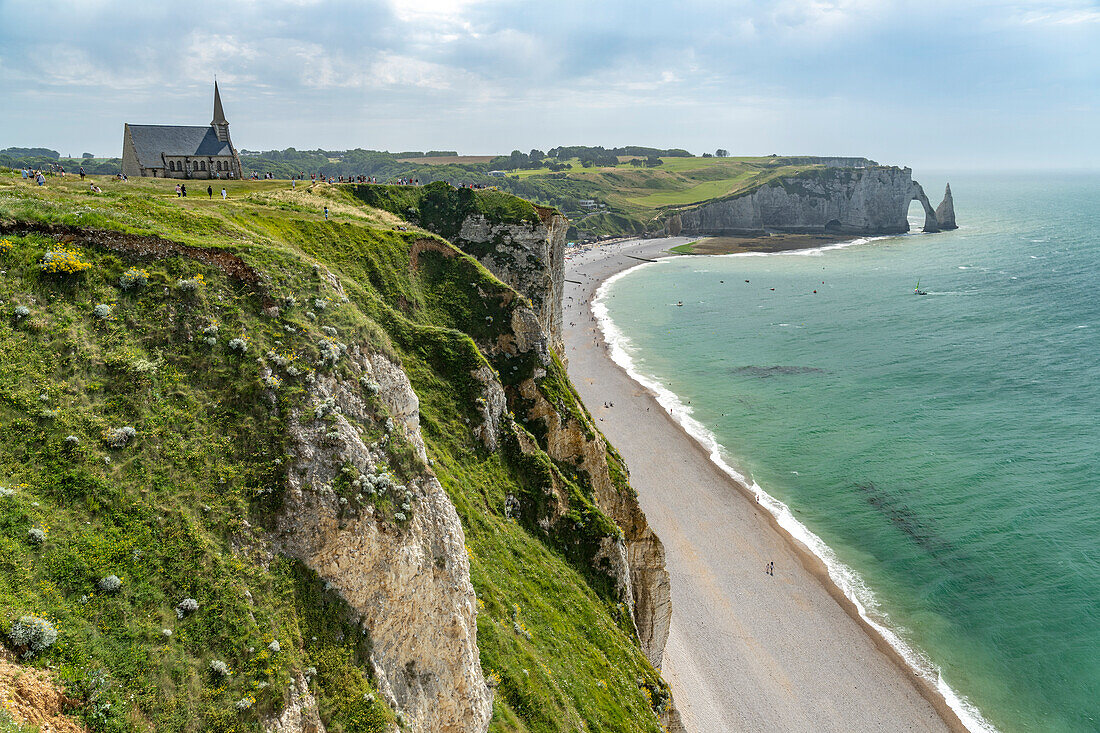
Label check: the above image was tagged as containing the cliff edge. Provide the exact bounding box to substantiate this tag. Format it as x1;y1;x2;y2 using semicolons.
678;165;957;236
0;172;677;733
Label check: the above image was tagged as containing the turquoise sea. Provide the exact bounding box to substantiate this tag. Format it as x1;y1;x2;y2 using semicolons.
596;173;1100;732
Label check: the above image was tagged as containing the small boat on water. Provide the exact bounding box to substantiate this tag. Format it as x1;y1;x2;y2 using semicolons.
676;301;683;307
914;279;928;296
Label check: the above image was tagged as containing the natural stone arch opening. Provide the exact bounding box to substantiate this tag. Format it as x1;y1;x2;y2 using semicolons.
906;200;929;232
909;183;941;233
824;219;844;233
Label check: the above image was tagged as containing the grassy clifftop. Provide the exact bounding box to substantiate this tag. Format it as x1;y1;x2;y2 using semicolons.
455;156;829;237
0;173;667;732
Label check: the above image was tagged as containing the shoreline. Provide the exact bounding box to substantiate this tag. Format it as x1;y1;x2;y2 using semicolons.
563;236;983;732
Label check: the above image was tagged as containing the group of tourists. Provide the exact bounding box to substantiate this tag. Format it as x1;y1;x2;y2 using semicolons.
20;168;47;186
19;165;130;187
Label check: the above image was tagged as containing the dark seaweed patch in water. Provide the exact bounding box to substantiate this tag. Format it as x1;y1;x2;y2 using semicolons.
853;481;954;560
730;365;827;378
851;482;996;596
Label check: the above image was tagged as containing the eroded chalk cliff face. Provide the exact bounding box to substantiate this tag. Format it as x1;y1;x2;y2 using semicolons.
680;166;956;236
458;207;567;355
274;346;491;733
279;185;678;728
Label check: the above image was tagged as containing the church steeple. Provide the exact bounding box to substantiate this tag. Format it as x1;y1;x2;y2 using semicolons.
211;81;229;142
212;81;227;125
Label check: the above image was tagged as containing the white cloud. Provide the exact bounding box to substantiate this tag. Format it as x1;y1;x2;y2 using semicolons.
1016;8;1100;25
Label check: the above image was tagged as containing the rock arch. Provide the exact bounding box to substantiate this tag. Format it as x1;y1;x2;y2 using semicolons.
910;182;957;233
910;183;940;232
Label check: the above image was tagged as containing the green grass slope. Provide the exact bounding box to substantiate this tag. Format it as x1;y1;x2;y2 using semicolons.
489;156;823;237
0;172;668;732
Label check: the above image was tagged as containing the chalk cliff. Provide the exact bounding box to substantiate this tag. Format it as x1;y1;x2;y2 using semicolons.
679;166;956;236
936;183;958;230
275;346;491;733
457;206;567;356
0;180;679;733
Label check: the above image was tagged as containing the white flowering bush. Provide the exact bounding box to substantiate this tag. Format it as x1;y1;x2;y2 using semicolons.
267;639;281;653
209;660;231;677
98;575;123;593
322;325;338;337
162;628;172;638
14;306;29;319
234;697;254;711
119;268;149;290
9;615;58;658
0;487;13;498
313;298;327;311
131;358;158;374
360;376;380;395
176;275;205;292
104;426;136;448
175;598;199;618
27;527;47;545
316;339;347;367
93;304;112;319
228;337;249;354
65;435;80;446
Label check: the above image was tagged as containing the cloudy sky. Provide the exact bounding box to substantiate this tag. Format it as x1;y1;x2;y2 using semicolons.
1;0;1098;169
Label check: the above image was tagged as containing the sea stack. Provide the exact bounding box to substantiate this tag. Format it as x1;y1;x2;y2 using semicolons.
936;183;958;230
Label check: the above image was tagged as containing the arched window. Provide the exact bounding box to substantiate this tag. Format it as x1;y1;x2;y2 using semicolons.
168;161;174;172
199;161;206;171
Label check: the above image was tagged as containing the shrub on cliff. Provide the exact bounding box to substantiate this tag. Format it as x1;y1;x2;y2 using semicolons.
8;616;57;657
98;575;123;593
119;267;149;290
103;426;136;448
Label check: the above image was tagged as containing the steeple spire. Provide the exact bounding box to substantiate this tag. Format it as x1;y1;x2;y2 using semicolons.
212;81;227;125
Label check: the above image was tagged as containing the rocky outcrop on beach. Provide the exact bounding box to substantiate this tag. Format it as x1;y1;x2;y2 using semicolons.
679;165;956;236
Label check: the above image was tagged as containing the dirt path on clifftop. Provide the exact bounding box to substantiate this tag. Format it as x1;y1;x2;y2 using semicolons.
562;238;965;733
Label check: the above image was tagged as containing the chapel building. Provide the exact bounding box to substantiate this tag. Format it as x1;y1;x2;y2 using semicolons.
121;82;243;180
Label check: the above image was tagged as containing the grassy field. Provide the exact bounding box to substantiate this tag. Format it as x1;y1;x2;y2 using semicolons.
489;156;818;236
0;172;669;732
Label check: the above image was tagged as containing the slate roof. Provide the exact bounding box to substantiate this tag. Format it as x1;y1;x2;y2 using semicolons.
125;124;233;168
